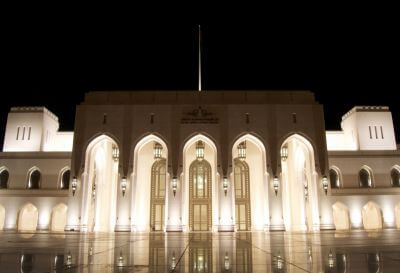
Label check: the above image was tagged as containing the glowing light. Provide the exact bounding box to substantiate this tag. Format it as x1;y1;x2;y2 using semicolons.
280;145;288;161
153;142;163;159
196;140;205;160
224;252;230;270
112;145;119;161
273;176;279;196
171;251;176;270
237;141;246;161
172;178;177;197
322;176;328;195
71;177;77;196
223;178;228;196
117;252;124;267
328;250;334;268
121;177;127;197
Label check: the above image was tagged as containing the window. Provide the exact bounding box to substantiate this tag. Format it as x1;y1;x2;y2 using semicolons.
359;168;372;188
329;168;340;188
0;169;9;189
16;127;20;140
380;126;384;139
28;169;41;189
60;169;70;190
368;126;372;139
391;167;400;187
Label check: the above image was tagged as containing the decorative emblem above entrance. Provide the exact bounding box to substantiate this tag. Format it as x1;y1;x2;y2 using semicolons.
181;106;218;124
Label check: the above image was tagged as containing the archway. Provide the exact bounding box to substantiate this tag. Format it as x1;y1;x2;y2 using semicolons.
18;203;38;231
50;203;68;232
183;134;218;232
0;204;4;230
362;201;383;230
281;134;319;231
231;134;269;231
132;134;168;232
81;135;119;232
332;202;350;230
395;202;400;229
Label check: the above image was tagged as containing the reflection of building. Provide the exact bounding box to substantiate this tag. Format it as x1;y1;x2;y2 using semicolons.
0;91;399;232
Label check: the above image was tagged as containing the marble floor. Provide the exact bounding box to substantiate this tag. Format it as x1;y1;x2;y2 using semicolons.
0;230;400;272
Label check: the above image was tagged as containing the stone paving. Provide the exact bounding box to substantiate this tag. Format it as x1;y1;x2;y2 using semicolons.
0;230;400;272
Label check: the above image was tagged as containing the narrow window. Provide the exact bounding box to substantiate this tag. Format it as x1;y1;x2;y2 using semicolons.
28;127;31;140
22;127;26;140
292;113;297;123
369;126;372;139
16;127;20;140
380;126;384;139
329;168;340;188
28;169;41;189
0;169;9;189
359;168;372;188
391;168;400;187
245;113;250;124
374;126;378;139
103;113;107;124
61;170;70;189
150;113;154;124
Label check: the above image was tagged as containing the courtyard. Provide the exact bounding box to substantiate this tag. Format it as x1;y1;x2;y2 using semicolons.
0;230;399;272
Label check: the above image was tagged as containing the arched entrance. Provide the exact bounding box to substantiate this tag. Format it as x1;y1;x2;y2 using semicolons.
18;203;38;231
50;203;68;232
81;135;119;232
281;134;319;231
150;158;167;231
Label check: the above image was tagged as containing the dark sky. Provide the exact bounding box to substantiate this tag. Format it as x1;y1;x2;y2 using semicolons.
1;21;399;147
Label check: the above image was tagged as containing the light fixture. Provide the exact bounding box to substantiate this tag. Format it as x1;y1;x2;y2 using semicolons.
92;183;96;199
112;145;119;161
304;184;309;201
275;253;283;270
171;251;176;270
153;142;163;159
65;252;72;267
196;140;205;161
224;252;230;270
172;178;177;197
117;251;124;267
71;177;77;196
237;141;246;161
280;145;288;161
322;176;328;195
121;177;127;197
328;250;334;268
273;176;279;196
223;178;228;196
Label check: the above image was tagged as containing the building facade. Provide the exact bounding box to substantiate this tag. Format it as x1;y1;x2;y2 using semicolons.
0;91;399;232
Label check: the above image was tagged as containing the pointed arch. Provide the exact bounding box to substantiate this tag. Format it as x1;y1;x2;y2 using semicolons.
362;201;382;230
27;167;41;189
131;134;169;232
50;203;68;232
150;158;167;231
0;204;5;230
0;166;9;189
18;203;38;231
280;133;320;231
59;167;71;190
390;165;400;187
329;166;342;188
359;166;374;188
332;202;350;230
182;134;219;232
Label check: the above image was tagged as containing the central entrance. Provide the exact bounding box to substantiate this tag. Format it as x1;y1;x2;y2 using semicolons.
189;158;212;231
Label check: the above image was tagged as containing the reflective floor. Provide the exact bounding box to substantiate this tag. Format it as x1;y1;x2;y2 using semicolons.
0;230;400;272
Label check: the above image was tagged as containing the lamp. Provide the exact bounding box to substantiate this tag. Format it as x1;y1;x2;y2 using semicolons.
172;178;177;197
66;251;72;268
304;184;309;201
224;252;230;270
121;177;127;197
112;145;119;161
280;145;288;161
71;177;78;196
171;251;176;270
273;176;279;196
322;176;328;195
117;251;124;267
237;141;246;161
223;178;228;196
92;183;96;199
328;250;334;268
153;142;163;160
196;141;205;161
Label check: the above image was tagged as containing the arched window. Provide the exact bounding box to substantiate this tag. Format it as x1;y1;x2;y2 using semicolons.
0;168;9;189
391;167;400;187
329;168;340;188
28;169;41;189
359;168;372;188
60;169;70;190
150;159;166;231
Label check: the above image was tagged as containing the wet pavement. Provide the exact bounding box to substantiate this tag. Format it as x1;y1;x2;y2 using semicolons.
0;230;400;272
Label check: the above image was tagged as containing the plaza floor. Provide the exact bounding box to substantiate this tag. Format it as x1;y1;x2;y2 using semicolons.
0;230;400;272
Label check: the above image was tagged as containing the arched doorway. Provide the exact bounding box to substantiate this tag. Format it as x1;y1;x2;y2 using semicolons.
281;134;319;231
50;203;68;232
189;157;212;231
18;203;38;231
232;134;269;231
332;202;350;230
81;135;119;232
132;135;168;232
362;201;383;230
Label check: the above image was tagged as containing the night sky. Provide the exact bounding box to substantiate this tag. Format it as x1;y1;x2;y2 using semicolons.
2;22;399;147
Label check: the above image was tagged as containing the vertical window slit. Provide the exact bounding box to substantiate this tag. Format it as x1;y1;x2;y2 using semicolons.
369;126;372;139
380;126;384;139
374;126;378;139
28;127;31;140
16;127;20;140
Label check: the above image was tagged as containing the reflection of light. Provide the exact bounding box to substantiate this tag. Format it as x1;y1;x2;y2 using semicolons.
117;252;124;267
328;250;334;268
224;252;230;270
197;176;203;189
65;252;72;267
171;251;176;270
